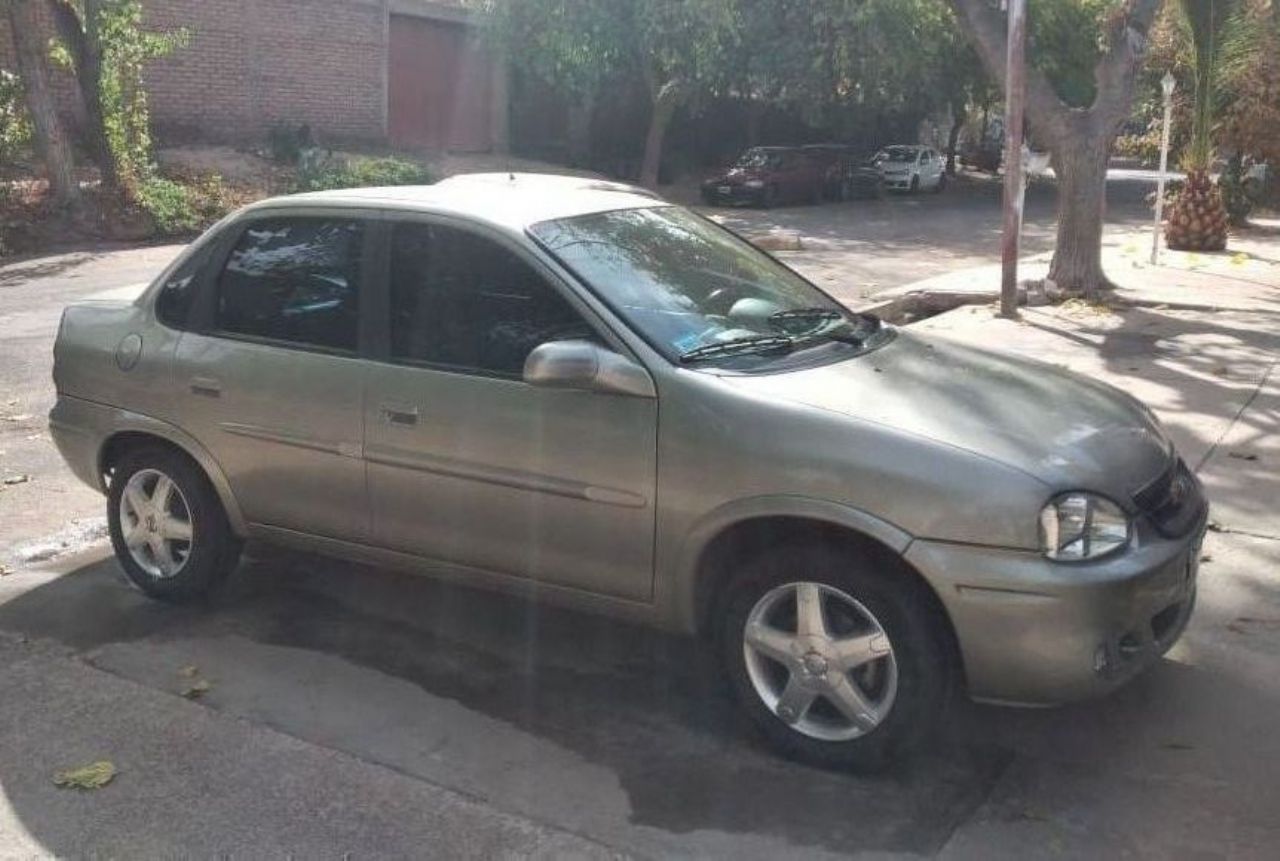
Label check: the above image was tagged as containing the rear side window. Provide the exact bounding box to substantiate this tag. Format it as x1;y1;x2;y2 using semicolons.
214;218;364;351
388;222;595;376
155;248;207;329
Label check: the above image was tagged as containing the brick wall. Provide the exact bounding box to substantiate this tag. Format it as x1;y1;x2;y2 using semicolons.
1;0;392;146
144;0;389;144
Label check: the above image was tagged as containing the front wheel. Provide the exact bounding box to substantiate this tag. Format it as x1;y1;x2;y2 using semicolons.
107;446;242;602
934;173;947;194
718;542;953;770
909;175;920;194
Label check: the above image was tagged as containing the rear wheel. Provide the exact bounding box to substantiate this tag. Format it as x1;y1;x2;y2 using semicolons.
718;541;952;770
107;446;242;602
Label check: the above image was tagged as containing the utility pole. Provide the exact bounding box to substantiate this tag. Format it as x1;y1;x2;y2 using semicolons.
1150;72;1176;265
1000;0;1027;318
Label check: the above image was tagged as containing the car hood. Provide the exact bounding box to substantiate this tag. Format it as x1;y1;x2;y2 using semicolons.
721;331;1171;501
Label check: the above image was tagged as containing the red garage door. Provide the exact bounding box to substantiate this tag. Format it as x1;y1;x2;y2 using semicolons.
388;15;493;152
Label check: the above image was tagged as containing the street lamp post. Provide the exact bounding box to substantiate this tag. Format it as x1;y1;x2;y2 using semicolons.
1150;72;1176;265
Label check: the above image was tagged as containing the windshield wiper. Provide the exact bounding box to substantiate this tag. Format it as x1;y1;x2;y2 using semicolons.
769;307;879;344
679;334;794;364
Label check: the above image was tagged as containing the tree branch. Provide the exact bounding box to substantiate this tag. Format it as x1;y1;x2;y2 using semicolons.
1092;0;1163;123
946;0;1069;138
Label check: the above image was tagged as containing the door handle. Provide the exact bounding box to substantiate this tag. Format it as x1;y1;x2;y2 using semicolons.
190;377;222;398
381;404;419;426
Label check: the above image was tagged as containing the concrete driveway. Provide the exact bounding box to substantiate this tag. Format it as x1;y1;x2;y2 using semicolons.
1;177;1277;858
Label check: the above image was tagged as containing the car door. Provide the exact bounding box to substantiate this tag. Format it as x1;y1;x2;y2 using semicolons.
173;213;373;542
363;218;658;600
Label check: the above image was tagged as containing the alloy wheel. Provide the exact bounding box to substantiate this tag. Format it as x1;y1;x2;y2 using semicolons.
743;581;898;741
118;468;194;579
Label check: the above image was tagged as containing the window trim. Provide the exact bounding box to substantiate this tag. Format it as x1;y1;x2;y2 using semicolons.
370;212;630;382
193;210;380;358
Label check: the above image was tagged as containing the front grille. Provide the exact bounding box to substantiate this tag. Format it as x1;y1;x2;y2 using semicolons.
1133;458;1206;538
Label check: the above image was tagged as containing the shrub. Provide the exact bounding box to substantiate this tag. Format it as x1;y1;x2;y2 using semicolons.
136;176;198;235
295;153;433;192
268;122;315;165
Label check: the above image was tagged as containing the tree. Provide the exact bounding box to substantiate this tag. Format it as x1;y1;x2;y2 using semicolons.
484;0;740;187
949;0;1163;296
46;0;185;195
6;0;79;207
1165;0;1234;249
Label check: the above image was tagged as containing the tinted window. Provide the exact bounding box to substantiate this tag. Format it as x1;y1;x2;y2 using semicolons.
215;219;364;351
155;247;207;329
389;223;594;376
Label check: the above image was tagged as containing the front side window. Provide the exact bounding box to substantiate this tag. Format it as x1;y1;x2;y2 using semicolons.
215;218;364;351
389;222;595;377
531;206;887;367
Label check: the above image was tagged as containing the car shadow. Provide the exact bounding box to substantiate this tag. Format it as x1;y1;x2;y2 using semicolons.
3;543;1278;857
0;550;1013;856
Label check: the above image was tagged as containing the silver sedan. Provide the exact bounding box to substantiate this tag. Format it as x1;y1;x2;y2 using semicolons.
49;174;1207;769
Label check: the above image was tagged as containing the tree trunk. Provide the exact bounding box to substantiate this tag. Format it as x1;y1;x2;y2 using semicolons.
46;0;118;189
946;104;966;175
744;97;765;146
8;0;79;207
638;79;683;188
1047;130;1113;296
566;93;594;167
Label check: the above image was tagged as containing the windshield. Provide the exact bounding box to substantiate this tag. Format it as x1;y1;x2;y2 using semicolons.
878;146;918;162
735;148;782;169
530;206;880;366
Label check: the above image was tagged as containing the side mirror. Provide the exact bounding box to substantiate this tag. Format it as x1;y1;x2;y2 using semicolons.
523;340;655;399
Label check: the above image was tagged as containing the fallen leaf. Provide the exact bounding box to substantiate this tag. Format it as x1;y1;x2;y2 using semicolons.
2;475;31;486
0;564;11;577
1207;521;1225;533
3;414;33;423
1227;451;1259;461
53;760;116;790
1161;741;1195;751
181;679;211;699
1227;622;1248;634
178;665;200;679
1230;253;1249;266
1211;366;1231;377
1200;554;1213;564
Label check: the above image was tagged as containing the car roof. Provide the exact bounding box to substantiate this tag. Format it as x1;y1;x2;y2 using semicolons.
237;173;667;233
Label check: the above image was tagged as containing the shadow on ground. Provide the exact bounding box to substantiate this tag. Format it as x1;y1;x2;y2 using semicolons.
4;536;1274;857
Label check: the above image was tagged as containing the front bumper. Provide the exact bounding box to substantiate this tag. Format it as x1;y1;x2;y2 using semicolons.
882;174;914;190
701;183;766;206
906;514;1206;705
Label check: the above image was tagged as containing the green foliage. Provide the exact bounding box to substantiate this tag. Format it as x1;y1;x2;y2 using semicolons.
1027;0;1114;108
135;176;198;235
95;0;189;189
0;70;33;163
1217;154;1257;225
295;154;433;192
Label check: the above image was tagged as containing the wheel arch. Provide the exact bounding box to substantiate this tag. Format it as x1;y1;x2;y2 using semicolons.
98;422;247;537
677;498;960;673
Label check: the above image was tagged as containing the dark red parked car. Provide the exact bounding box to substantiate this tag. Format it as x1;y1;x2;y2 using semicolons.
701;146;825;207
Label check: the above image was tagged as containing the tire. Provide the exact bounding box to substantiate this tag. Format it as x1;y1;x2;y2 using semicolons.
107;445;242;602
761;184;779;209
909;175;920;194
717;541;953;770
934;173;947;194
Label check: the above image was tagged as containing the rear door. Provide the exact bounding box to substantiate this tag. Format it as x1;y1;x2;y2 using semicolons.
173;214;374;542
363;218;659;600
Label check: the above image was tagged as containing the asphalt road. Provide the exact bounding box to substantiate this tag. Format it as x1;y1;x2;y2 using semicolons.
4;170;1272;858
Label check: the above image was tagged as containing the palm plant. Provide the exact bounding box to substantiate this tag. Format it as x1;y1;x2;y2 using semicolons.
1165;0;1233;251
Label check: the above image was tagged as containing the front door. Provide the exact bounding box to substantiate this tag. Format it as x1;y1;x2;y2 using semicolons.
174;215;371;542
364;220;658;600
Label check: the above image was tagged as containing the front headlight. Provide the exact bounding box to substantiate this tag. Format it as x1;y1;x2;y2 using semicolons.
1039;493;1131;561
744;179;765;188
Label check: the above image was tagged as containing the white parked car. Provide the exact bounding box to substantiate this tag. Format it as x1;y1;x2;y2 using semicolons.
874;145;946;193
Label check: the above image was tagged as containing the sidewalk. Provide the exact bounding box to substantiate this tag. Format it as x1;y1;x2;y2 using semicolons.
861;219;1280;318
903;241;1280;859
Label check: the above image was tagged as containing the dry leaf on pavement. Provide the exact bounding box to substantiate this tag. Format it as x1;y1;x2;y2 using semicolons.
53;760;117;790
2;475;31;486
181;679;212;699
